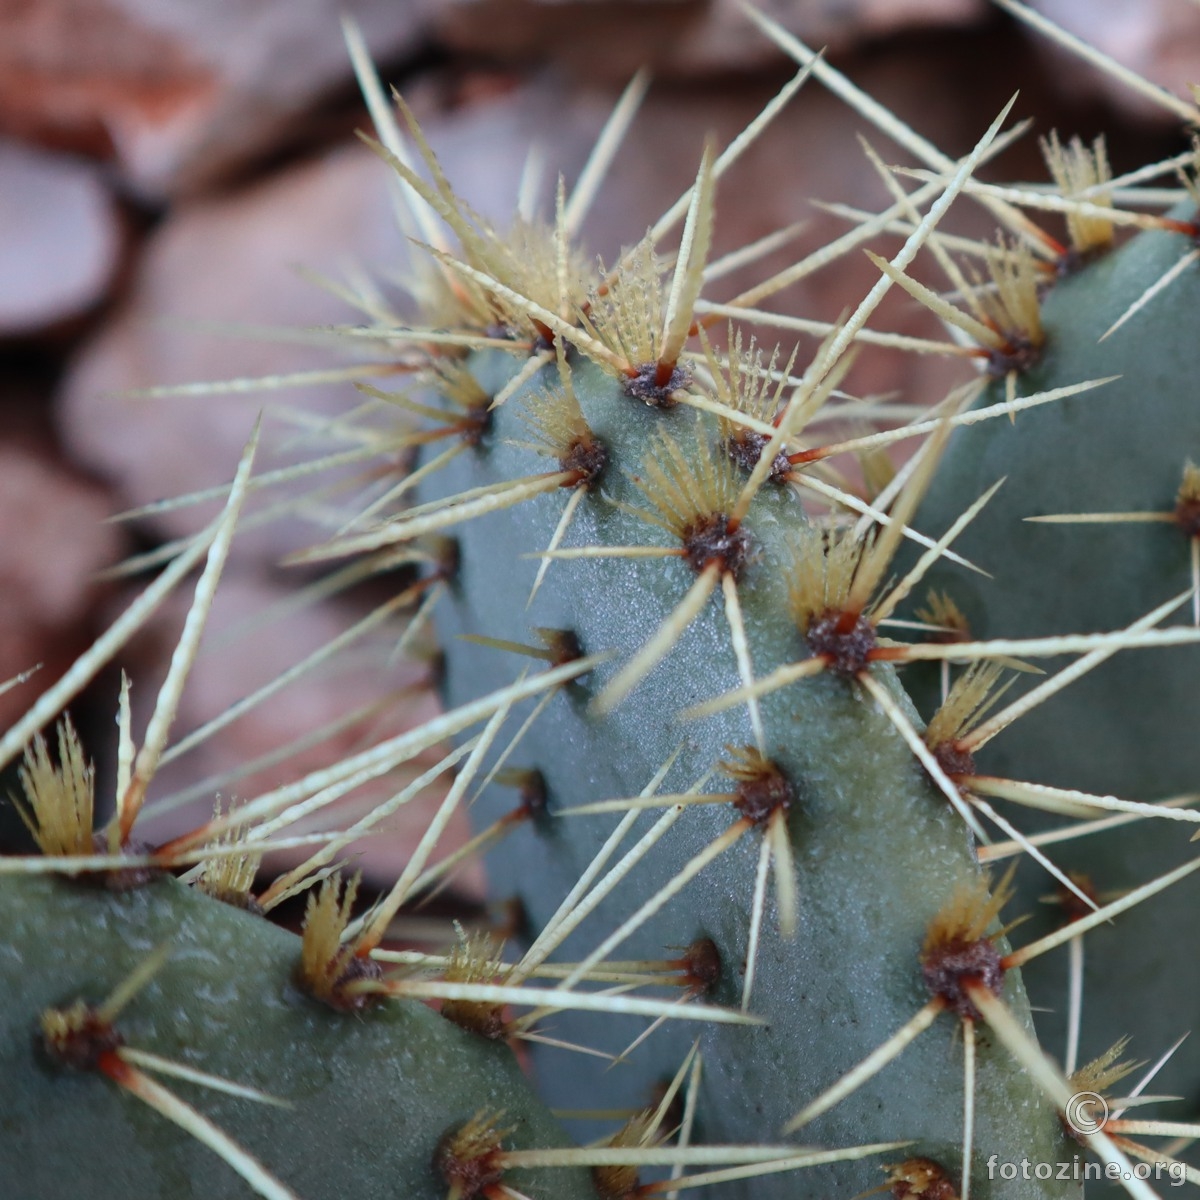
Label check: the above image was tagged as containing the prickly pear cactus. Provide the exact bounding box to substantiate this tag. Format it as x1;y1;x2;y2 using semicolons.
909;184;1200;1129
298;20;1200;1200
0;873;597;1200
339;15;1200;1200
0;460;602;1200
425;346;1073;1198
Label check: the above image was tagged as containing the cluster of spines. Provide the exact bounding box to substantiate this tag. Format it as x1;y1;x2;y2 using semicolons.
350;8;1200;1198
0;424;796;1199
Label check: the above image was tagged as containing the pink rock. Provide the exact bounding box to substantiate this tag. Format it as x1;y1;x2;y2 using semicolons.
1019;1;1200;122
0;138;120;333
0;0;426;195
61;139;412;568
0;440;122;728
430;0;985;78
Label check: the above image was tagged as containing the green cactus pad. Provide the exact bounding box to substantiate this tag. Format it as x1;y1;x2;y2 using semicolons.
0;872;598;1200
426;347;1075;1199
907;214;1200;1127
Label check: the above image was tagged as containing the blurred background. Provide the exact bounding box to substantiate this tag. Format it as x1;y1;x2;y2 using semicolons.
1;0;1196;893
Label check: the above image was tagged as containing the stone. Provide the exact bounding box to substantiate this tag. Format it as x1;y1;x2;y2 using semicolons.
60;139;413;568
0;439;121;729
0;138;120;334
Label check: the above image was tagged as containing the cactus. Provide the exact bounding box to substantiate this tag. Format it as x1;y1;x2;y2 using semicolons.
906;116;1200;1146
0;434;608;1200
0;872;602;1200
6;5;1200;1200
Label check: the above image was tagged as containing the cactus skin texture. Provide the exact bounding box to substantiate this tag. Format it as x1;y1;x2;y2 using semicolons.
909;214;1200;1133
428;340;1072;1200
0;872;597;1200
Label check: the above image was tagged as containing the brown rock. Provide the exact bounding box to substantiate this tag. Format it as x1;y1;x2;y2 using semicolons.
429;0;985;79
0;0;426;195
0;138;120;334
